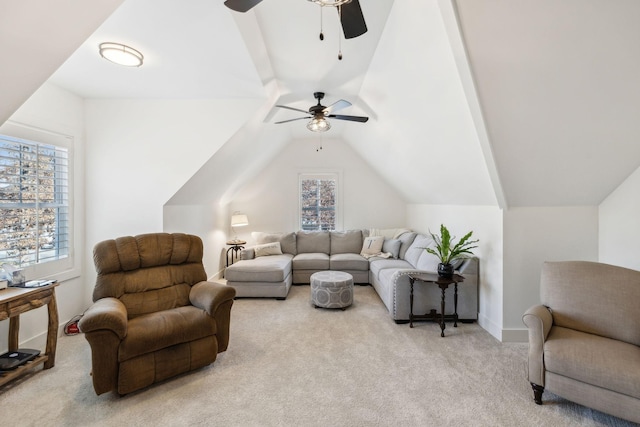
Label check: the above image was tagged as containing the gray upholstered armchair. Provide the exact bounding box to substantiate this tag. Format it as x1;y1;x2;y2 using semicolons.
79;233;236;395
522;261;640;423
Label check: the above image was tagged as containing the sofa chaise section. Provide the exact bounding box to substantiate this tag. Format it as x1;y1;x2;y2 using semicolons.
225;253;292;299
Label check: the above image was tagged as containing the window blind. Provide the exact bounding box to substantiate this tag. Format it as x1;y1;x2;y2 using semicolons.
0;135;69;267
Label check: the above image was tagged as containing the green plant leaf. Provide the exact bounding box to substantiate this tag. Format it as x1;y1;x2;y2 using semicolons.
425;224;478;264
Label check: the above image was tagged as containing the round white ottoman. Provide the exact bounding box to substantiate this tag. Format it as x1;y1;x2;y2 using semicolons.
310;271;354;309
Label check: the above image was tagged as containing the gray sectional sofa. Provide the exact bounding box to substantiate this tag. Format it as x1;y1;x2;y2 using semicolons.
225;229;479;322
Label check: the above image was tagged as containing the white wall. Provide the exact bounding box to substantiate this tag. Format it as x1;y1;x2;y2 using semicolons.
599;166;640;271
406;204;503;340
1;82;86;349
229;137;407;244
84;98;261;286
502;206;598;341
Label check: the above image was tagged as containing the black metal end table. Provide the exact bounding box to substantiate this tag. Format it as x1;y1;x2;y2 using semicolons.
226;240;246;267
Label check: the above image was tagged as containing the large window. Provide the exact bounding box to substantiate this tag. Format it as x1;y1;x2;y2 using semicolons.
0;134;69;268
299;174;337;231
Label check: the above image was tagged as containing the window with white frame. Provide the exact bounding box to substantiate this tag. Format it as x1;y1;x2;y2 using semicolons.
299;173;338;231
0;133;70;268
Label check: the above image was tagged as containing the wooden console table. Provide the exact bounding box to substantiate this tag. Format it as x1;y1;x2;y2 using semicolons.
408;273;464;337
0;283;59;387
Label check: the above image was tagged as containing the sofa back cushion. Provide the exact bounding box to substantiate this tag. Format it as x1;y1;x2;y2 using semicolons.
296;231;330;254
415;250;440;272
253;232;297;255
93;233;207;319
330;230;363;255
398;232;417;259
403;234;432;268
541;261;640;346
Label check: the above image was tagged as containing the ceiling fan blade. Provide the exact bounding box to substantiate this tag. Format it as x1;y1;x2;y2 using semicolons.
328;114;369;123
339;0;367;39
224;0;263;12
276;104;311;114
323;99;351;115
274;117;311;124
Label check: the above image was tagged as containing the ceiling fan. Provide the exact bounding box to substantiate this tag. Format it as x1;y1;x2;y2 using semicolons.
274;92;369;132
224;0;367;39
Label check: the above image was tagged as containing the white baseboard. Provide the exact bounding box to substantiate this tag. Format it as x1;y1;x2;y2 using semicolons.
476;314;528;343
477;312;502;341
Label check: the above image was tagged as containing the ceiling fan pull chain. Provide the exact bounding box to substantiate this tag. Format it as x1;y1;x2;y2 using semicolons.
338;5;343;60
319;6;324;41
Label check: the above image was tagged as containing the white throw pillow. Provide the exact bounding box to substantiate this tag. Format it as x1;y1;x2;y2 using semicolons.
361;236;385;256
254;241;283;257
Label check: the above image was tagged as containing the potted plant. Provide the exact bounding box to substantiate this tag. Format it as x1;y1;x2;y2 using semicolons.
425;224;479;278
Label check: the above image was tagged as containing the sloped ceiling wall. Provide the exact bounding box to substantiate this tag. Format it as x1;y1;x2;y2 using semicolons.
0;0;124;124
454;0;640;207
346;0;498;206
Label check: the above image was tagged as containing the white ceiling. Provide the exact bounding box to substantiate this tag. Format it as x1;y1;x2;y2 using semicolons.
5;0;640;208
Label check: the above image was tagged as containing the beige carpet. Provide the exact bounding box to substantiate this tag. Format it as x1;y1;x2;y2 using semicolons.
0;285;636;427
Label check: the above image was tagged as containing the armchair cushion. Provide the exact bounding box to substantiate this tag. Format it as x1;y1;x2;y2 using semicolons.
544;326;640;400
119;305;216;361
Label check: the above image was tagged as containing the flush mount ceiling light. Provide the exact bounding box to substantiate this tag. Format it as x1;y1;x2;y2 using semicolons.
98;42;144;67
308;0;351;6
307;115;331;132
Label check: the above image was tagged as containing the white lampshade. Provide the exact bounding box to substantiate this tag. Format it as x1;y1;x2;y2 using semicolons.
231;214;249;227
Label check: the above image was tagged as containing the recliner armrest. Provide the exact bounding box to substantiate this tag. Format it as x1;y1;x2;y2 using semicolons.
190;281;237;316
522;304;553;386
78;297;128;339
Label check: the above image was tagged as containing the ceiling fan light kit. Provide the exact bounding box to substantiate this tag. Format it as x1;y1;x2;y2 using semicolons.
275;92;368;133
307;116;331;132
98;42;144;67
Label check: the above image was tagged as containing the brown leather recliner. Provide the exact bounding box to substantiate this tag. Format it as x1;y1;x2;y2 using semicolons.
79;233;236;395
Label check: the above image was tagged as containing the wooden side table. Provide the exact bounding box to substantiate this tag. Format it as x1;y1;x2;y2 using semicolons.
0;283;59;386
408;273;464;337
226;240;246;267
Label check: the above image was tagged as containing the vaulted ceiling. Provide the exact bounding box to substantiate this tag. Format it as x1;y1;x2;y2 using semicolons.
3;0;640;209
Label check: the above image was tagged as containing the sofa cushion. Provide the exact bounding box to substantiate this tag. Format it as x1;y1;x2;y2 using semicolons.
330;230;363;255
403;234;432;268
545;326;640;400
254;241;283;257
382;238;401;259
296;231;330;254
398;232;417;259
252;232;297;255
415;250;439;272
330;253;369;271
292;253;330;270
225;254;292;282
369;259;414;280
